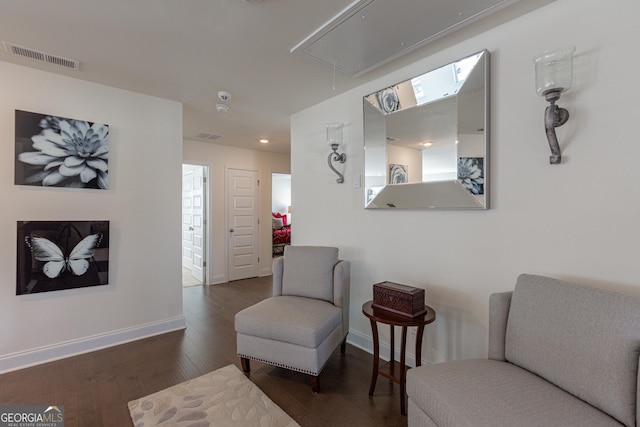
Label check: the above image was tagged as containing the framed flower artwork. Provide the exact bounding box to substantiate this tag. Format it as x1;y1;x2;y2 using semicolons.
377;87;401;114
14;110;109;189
389;163;408;184
457;157;484;195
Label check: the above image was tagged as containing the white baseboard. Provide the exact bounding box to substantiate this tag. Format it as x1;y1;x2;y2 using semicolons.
260;268;272;277
347;329;423;367
210;270;271;284
210;274;227;284
0;316;186;374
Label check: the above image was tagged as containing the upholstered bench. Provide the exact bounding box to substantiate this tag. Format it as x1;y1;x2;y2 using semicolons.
407;274;640;427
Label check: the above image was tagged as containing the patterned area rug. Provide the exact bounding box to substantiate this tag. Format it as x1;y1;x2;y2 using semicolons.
128;364;300;427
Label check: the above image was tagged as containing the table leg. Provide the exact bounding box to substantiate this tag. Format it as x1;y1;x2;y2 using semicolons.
415;324;426;367
368;319;379;396
389;325;395;377
400;326;408;416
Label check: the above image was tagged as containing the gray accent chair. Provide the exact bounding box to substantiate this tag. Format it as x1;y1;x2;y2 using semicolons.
234;245;350;392
407;274;640;427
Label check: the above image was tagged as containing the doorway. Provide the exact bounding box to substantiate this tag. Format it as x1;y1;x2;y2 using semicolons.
182;164;208;287
271;173;291;258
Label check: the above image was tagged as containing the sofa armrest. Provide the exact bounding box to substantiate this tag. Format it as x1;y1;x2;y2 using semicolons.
272;256;284;296
333;260;350;335
488;291;512;361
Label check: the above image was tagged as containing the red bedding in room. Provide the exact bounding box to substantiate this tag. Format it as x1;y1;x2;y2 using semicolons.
272;226;291;245
272;213;291;255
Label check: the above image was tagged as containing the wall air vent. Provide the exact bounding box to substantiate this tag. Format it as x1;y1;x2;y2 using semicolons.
3;42;80;70
194;132;223;141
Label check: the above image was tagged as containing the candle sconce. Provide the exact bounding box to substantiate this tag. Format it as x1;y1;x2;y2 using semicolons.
326;122;346;183
533;46;575;164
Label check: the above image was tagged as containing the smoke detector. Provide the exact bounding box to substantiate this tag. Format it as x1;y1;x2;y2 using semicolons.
218;91;232;101
215;103;230;113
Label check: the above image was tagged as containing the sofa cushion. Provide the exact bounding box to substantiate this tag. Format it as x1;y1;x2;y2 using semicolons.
281;246;338;303
505;274;640;427
407;359;623;427
234;296;342;348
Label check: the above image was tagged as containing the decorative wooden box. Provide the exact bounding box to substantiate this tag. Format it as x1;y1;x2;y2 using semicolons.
372;281;426;318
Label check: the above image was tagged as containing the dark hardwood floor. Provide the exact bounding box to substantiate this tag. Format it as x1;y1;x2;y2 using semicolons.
0;276;407;426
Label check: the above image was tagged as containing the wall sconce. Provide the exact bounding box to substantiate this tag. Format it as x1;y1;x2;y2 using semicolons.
326;122;346;183
533;46;575;164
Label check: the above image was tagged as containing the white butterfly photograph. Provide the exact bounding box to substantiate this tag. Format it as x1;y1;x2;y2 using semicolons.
17;221;109;295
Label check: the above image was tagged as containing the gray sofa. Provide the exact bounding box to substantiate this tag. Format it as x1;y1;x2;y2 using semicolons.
407;274;640;427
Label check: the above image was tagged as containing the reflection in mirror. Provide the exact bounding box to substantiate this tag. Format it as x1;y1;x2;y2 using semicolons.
364;50;489;209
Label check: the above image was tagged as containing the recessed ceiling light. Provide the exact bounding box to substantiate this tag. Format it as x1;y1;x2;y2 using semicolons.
259;139;269;144
421;142;433;147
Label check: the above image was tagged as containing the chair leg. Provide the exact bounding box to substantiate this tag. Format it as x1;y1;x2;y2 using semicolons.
311;375;320;393
340;338;347;354
240;357;251;375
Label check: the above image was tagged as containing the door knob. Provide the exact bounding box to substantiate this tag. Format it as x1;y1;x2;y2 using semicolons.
189;226;194;231
229;228;235;233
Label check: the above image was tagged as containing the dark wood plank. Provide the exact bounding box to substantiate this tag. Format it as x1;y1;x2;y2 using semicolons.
0;276;407;427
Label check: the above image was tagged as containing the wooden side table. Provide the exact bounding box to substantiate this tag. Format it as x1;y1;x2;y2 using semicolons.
362;300;436;415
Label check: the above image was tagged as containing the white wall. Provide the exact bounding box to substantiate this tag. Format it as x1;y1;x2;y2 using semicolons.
0;61;184;372
272;173;292;215
183;140;290;282
291;0;640;365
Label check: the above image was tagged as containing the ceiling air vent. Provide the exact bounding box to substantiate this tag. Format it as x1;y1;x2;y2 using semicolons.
194;132;223;141
3;42;80;70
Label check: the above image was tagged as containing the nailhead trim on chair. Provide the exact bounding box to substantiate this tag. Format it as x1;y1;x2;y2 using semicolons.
238;353;320;376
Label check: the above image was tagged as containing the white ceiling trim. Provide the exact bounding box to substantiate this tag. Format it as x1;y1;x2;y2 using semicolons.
291;0;524;78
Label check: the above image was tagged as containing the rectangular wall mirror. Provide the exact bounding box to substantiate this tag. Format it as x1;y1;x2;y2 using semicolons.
363;50;489;209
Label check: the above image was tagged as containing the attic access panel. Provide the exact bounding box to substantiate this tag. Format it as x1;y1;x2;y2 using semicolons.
291;0;520;77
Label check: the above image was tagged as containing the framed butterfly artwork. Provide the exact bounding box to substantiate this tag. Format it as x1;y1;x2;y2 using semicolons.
16;220;109;295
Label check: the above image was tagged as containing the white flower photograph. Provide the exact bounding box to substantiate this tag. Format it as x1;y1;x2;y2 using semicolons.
389;163;408;184
14;110;109;189
457;157;484;195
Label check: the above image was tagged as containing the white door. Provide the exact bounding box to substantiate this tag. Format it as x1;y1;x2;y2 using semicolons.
182;169;195;270
190;166;205;282
227;168;260;281
182;165;206;283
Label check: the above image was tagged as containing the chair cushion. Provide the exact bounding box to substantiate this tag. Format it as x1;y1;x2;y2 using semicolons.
505;274;640;427
234;296;342;348
281;246;338;303
407;359;623;427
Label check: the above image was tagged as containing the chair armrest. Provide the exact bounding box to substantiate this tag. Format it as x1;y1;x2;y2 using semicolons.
637;353;640;427
488;291;512;361
272;256;284;296
333;260;350;335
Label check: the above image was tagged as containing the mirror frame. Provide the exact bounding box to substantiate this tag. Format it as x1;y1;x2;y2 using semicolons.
363;49;490;209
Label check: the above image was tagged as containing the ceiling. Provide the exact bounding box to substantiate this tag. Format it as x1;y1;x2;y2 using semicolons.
0;0;552;154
